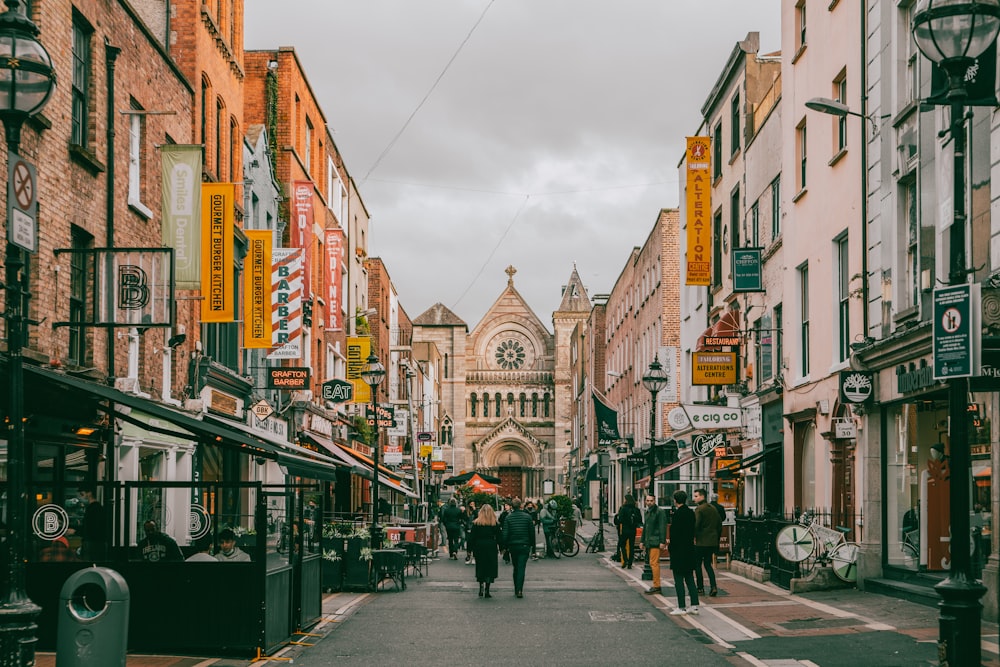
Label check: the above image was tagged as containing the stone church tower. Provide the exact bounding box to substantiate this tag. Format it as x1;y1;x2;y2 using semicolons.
413;265;590;500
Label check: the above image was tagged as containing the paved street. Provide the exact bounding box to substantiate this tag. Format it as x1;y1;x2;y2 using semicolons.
36;521;1000;667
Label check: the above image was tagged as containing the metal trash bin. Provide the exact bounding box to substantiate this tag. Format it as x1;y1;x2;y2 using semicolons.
57;567;129;666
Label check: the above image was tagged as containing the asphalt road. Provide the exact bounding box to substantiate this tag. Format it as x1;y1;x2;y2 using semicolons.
293;546;736;667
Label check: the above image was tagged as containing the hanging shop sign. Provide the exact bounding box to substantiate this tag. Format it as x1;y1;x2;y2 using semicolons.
685;136;712;286
692;352;738;385
732;248;764;292
839;370;874;405
322;378;354;402
693;432;726;457
268;367;310;390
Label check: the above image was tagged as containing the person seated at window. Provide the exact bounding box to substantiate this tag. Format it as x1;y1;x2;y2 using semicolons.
216;528;251;562
139;520;184;562
39;535;78;562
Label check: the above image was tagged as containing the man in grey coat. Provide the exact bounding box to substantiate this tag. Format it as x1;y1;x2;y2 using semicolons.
642;495;667;594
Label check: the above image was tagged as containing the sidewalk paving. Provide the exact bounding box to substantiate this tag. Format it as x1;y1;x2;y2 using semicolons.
36;519;1000;666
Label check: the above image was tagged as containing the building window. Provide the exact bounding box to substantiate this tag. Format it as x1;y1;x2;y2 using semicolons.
304;116;313;176
798;264;810;376
470;393;477;418
543;393;550;418
127;102;152;217
774;304;783;380
758;312;773;382
200;78;209;168
215;98;224;178
836;74;848;152
230;117;238;182
712;122;722;180
483;393;490;416
771;175;781;239
532;393;538;417
202;246;242;372
68;227;93;365
712;210;723;287
495;393;501;418
71;14;92;148
750;201;760;246
730;186;741;250
519;393;526;417
837;235;850;363
327;158;347;225
797;120;807;191
796;0;807;51
902;3;917;105
731;93;741;155
903;178;918;310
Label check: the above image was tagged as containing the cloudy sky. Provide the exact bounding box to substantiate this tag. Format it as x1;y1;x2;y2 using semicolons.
245;1;781;329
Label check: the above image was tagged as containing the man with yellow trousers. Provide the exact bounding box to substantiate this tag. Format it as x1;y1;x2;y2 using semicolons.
642;494;667;595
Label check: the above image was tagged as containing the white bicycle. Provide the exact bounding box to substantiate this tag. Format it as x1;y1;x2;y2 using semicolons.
775;512;860;583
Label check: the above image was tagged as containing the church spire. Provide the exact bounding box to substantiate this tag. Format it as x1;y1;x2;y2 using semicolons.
556;263;591;313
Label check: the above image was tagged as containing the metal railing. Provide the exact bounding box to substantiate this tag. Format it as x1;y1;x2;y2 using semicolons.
731;509;863;590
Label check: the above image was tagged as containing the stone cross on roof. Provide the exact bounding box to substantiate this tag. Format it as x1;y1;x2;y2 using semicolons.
505;265;517;286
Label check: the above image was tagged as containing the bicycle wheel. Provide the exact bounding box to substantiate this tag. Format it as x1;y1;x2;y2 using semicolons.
775;524;815;563
561;534;580;557
830;541;860;582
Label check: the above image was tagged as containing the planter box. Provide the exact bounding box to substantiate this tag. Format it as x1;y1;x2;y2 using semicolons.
321;538;345;592
341;537;372;592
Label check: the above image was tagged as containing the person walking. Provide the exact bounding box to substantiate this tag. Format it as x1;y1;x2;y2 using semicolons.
668;489;699;615
465;501;479;564
615;494;643;569
641;495;667;595
694;488;723;597
501;498;534;598
441;499;464;560
539;500;559;557
469;505;502;598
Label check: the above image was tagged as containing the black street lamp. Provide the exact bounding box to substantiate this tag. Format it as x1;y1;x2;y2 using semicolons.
912;1;1000;664
640;354;668;581
0;0;55;663
361;352;386;551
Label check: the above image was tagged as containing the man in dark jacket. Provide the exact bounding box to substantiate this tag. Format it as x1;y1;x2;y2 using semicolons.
501;498;534;598
669;490;699;615
615;494;643;569
641;495;667;594
139;520;184;562
694;488;723;596
441;499;464;559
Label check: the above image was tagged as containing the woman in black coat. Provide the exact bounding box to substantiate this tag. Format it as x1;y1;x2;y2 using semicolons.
469;504;502;598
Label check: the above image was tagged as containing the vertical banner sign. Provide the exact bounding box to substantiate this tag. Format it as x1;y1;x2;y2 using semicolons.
267;248;303;359
292;181;315;298
325;228;344;330
933;283;981;379
200;183;234;322
685;137;712;286
347;336;372;404
161;145;203;289
244;230;272;348
592;392;621;447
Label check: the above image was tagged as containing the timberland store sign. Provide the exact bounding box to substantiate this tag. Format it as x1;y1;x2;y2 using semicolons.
896;359;938;395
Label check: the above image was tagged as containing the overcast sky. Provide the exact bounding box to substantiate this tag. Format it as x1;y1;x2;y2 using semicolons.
245;1;781;329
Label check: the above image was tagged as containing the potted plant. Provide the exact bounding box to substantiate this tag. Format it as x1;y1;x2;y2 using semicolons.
321;523;354;591
341;525;373;591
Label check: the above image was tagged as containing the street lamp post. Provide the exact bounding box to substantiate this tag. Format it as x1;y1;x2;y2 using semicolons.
361;352;386;551
0;1;55;663
912;1;1000;664
640;354;669;581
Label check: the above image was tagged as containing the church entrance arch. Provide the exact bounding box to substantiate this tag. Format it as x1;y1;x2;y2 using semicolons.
488;443;533;500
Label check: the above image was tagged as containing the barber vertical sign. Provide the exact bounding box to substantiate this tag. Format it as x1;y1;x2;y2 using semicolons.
7;152;37;253
267;248;303;359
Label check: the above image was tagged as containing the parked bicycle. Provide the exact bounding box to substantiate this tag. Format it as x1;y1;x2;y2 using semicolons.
774;511;859;582
546;519;581;557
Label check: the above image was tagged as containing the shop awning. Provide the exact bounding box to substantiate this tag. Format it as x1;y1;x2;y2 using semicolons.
584;462;604;482
25;365;345;480
696;310;741;351
635;454;697;489
715;445;782;478
300;431;418;498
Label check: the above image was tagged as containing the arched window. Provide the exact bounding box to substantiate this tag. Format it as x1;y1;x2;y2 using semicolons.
519;393;526;417
507;392;514;407
543;393;550;417
470;394;477;418
495;393;501;418
532;393;538;417
483;393;490;416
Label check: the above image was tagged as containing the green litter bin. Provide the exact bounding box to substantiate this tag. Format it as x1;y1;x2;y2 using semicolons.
57;567;129;666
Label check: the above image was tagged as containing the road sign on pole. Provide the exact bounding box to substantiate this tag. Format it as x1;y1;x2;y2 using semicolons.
7;152;37;253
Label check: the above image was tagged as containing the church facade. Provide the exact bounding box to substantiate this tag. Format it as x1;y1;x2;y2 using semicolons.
413;265;590;500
